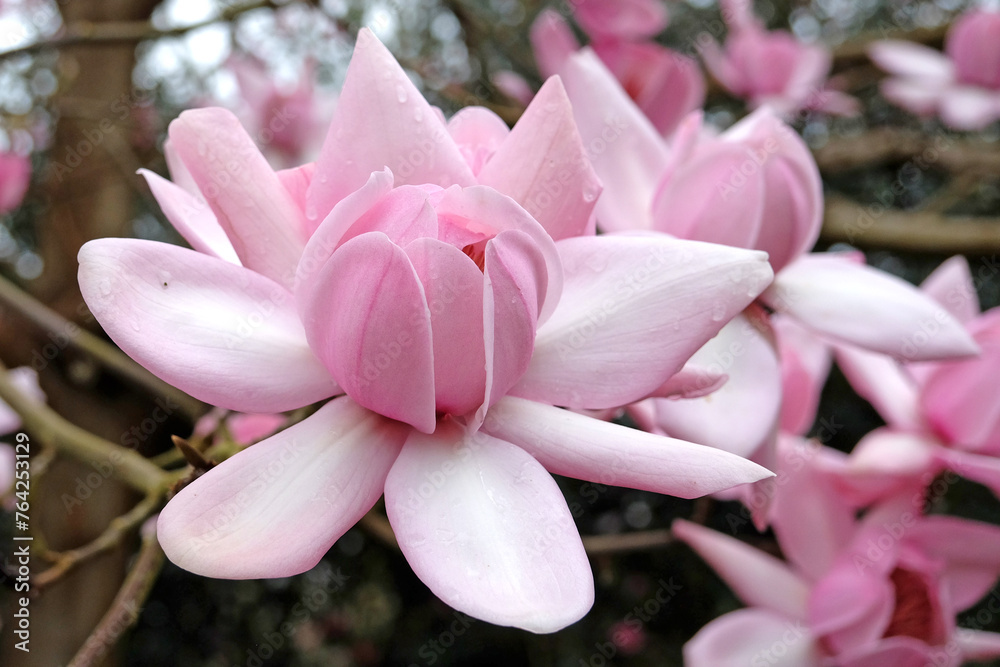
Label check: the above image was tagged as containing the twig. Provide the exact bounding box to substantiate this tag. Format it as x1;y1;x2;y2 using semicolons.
358;509;398;550
0;274;204;420
0;360;170;494
35;492;162;589
582;529;674;556
813;128;1000;176
66;519;166;667
821;195;1000;254
0;1;278;60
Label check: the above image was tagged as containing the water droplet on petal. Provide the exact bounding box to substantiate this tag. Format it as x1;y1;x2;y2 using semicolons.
395;84;408;103
130;319;142;332
305;202;318;221
711;303;726;322
98;279;112;296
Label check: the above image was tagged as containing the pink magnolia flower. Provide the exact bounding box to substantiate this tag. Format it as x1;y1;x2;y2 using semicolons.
530;8;704;137
870;9;1000;130
830;255;1000;505
224;55;337;169
192;408;288;448
701;0;858;117
78;30;776;633
0;367;43;509
675;437;1000;667
0;151;31;215
560;49;976;460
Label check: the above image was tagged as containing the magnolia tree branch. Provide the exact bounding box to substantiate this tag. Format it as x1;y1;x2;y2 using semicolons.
66;519;165;667
35;492;162;589
0;360;170;494
821;195;1000;254
0;275;204;420
0;0;279;60
813;128;1000;176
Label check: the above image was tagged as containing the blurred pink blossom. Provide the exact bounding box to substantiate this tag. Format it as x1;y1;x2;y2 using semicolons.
870;9;1000;130
80;30;776;633
0;151;30;214
701;0;858;117
530;8;704;137
676;437;1000;667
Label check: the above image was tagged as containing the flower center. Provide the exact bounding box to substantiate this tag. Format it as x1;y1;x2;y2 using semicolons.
882;567;942;643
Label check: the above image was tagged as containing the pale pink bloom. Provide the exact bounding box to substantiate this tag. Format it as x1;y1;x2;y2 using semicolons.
0;367;43;510
193;408;287;448
0;151;30;215
831;256;1000;506
572;0;668;42
225;56;338;169
675;437;1000;667
530;9;704;137
870;9;1000;130
79;30;776;633
561;50;976;460
701;0;858;117
0;443;14;510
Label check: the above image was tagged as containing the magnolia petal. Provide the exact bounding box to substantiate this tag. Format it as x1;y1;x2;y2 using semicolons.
645;363;727;399
673;519;809;618
868;40;954;82
653;313;781;458
78;238;338;412
484;397;774;499
773;315;832;435
936;448;1000;501
529;9;579;79
956;630;1000;661
651;140;766;249
920;310;1000;453
808;561;895;654
405;237;486;418
384;422;594;633
560;49;670;232
880;77;946;117
139;169;239;264
904;515;1000;612
447;107;510;176
940;86;1000;130
684;609;822;667
307;29;474;221
300;232;437;434
477;230;546;426
477;78;601;242
514;235;773;409
837;638;941;667
770;437;858;581
834;344;922;430
168;107;306;289
762;253;979;361
157;397;407;578
921;255;979;325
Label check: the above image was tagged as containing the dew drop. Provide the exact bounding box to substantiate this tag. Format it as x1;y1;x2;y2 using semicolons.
130;319;142;332
395;84;408;103
98;279;112;296
305;202;319;221
582;188;597;203
711;303;726;322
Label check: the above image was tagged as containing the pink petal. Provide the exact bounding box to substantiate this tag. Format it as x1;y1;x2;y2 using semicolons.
157;397;407;578
307;29;475;222
529;10;579;79
573;0;668;42
434;185;562;324
821;429;936;508
936;448;1000;500
477;77;601;242
478;229;547;425
446;107;510;176
880;77;946;117
684;609;822;667
299;232;436;433
651;140;766;249
868;40;954;82
763;253;979;361
384;421;593;633
773;315;832;435
808;561;895;654
645;363;728;399
78;238;338;413
956;630;1000;661
162;138;200;196
514;235;773;409
652;313;781;458
904;515;1000;612
769;437;860;581
404;237;486;418
560;49;670;232
0;368;42;434
139;169;240;264
673;519;809;618
920;310;1000;452
834;344;922;429
939;86;1000;130
837;638;942;667
167;107;306;289
485;397;774;500
921;255;980;326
